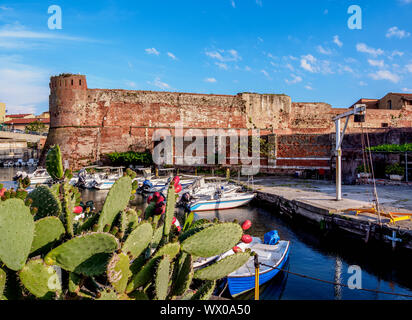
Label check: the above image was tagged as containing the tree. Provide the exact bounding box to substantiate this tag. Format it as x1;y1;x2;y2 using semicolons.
26;120;47;133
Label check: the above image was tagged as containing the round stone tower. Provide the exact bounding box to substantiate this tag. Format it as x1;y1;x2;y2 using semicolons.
49;74;88;127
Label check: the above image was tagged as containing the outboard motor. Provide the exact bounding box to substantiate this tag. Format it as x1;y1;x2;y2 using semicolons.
142;179;154;192
177;192;192;212
264;230;280;245
75;169;87;188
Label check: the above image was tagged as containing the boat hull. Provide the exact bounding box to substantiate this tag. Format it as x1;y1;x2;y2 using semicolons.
190;195;254;212
227;242;290;297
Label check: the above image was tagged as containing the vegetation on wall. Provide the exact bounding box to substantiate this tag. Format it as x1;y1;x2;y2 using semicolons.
26;121;47;134
368;143;412;153
106;151;153;166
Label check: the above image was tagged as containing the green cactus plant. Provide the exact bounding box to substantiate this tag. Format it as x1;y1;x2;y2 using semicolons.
97;176;132;231
181;223;243;258
153;255;170;300
107;252;131;293
193;251;252;281
0;199;35;271
0;268;6;297
191;281;216;300
46;145;64;181
27;185;62;220
30;217;65;255
163;184;176;240
44;233;119;273
170;253;193;297
19;259;62;299
122;222;153;259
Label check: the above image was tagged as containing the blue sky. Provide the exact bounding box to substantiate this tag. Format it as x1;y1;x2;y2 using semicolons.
0;0;411;114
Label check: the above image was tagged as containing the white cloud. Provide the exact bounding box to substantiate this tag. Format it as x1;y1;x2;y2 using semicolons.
205;49;241;62
148;77;170;89
245;66;252;71
305;85;313;90
402;88;412;92
369;70;400;83
0;56;49;114
285;74;302;84
215;62;228;70
333;35;343;48
230;0;236;8
406;64;412;72
356;43;384;57
386;26;410;39
389;51;404;60
167;52;177;60
359;81;368;86
256;0;263;6
261;69;271;79
317;45;332;55
368;59;385;68
286;63;294;71
400;0;412;3
126;81;137;88
300;54;315;72
145;48;160;56
204;78;217;83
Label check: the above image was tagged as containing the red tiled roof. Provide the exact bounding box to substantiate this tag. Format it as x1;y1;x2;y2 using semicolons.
4;118;50;125
6;114;33;118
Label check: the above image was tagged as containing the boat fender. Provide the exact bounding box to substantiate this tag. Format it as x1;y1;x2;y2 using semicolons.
264;230;280;246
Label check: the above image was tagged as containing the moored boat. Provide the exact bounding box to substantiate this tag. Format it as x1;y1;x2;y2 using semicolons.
222;232;290;297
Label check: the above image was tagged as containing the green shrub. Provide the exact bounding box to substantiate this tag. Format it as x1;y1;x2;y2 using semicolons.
368;143;412;153
107;151;153;166
356;164;370;173
385;163;404;176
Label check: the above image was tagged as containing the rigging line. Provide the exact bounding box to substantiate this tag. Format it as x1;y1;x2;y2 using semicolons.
258;262;412;299
365;130;382;225
360;123;373;205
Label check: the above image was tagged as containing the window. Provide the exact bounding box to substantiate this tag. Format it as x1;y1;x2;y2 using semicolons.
79;79;82;86
71;79;74;85
381;123;389;128
388;100;392;109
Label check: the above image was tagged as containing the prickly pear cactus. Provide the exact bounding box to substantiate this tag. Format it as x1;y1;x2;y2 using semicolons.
153;255;170;300
19;259;62;299
46;145;64;181
30;217;65;254
194;251;252;281
44;233;119;273
97;176;132;231
107;252;131;293
181;223;243;258
0;199;35;271
191;281;216;300
170;254;193;297
163;184;176;239
0;268;6;297
122;222;153;259
27;185;62;220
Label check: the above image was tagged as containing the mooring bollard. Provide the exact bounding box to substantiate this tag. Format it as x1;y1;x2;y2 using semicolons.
254;254;260;301
155;168;159;178
226;168;230;180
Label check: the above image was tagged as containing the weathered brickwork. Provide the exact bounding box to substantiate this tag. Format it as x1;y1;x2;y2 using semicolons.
43;74;412;170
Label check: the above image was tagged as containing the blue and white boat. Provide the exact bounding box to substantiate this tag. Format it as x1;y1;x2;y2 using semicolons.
221;231;290;297
188;192;255;212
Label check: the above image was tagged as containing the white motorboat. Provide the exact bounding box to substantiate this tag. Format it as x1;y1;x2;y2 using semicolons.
14;168;52;185
91;167;124;190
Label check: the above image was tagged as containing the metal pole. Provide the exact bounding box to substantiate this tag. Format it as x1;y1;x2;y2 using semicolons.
336;119;342;201
406;152;408;183
254;254;260;301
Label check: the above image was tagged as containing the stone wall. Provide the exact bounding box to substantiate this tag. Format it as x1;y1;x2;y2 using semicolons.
43;74;412;171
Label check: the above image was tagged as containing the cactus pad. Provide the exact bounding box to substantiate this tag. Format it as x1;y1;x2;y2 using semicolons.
27;185;62;220
181;223;243;258
194;252;251;281
44;233;119;273
97;176;132;231
30;217;65;254
0;199;35;271
96;289;119;300
19;259;61;299
171;254;193;297
122;222;153;259
154;255;170;300
107;252;131;293
163;185;176;239
191;281;216;300
68;272;82;294
151;226;163;250
0;268;6;296
45;145;64;180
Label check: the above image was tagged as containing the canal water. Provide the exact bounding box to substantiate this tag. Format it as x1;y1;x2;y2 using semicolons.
2;167;412;300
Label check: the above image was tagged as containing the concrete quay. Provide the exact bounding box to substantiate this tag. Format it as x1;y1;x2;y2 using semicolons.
237;176;412;250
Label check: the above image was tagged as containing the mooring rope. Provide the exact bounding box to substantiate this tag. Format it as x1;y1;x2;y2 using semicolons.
258;262;412;298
